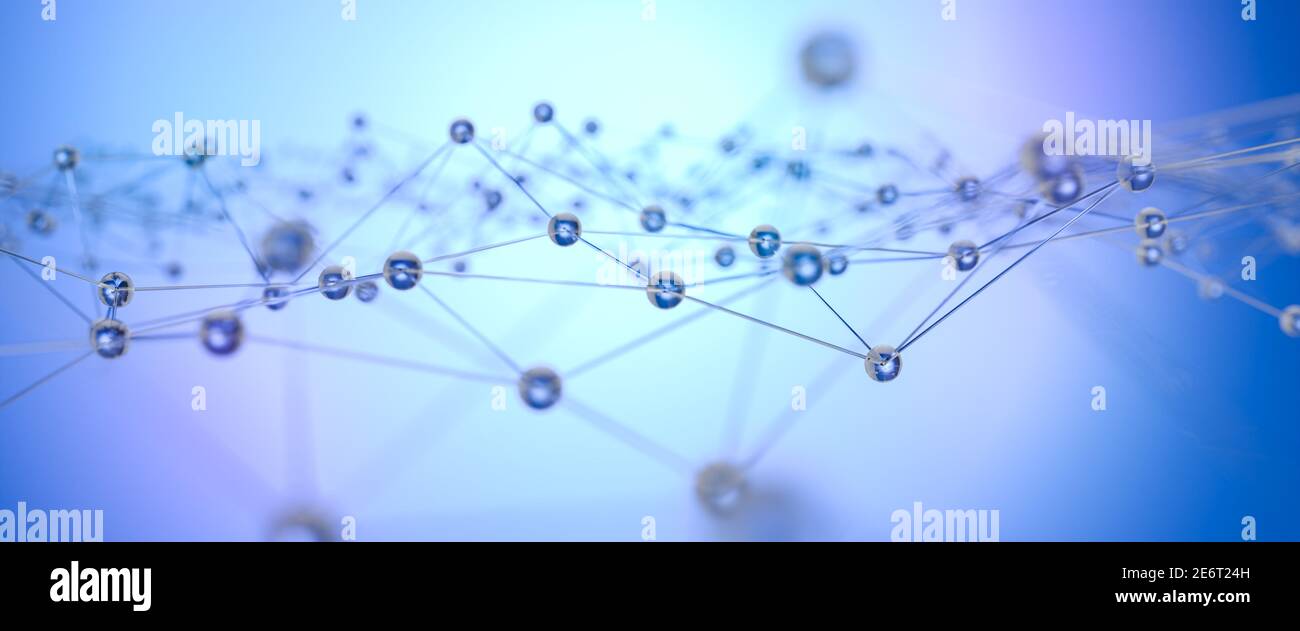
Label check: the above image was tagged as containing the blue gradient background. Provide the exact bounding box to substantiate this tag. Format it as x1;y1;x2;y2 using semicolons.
1;0;1297;541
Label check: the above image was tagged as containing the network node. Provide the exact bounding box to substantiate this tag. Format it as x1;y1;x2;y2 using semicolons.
583;118;600;135
645;270;686;309
547;212;582;247
453;260;468;273
955;176;981;202
200;310;244;356
484;189;503;211
355;280;379;303
782;243;824;285
1040;166;1084;205
383;250;423;290
89;319;129;359
799;31;856;89
532;101;555;124
827;253;848;275
1198;278;1224;300
1280;305;1300;337
639;205;667;233
53;145;79;171
318;265;353;300
449;118;475;144
715;245;736;267
26;209;56;236
263;285;291;310
695;461;747;515
786;160;811;181
748;224;781;258
97;272;134;308
947;240;979;272
183;139;208;168
260;221;315;274
518;366;562;411
865;344;901;382
876;184;899;205
1134;207;1167;239
1135;239;1163;266
1117;155;1155;192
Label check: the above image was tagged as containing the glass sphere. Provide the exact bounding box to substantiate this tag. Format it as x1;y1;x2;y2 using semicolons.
383;250;423;290
748;224;781;258
1135;207;1167;239
355;280;379;303
53;145;79;171
89;319;129;359
948;240;980;272
1280;305;1300;337
782;244;824;285
1040;165;1085;205
449;118;475;144
532;101;554;124
695;462;748;515
1117;155;1155;192
1164;231;1188;256
318;265;353;300
1136;240;1163;266
1020;132;1072;181
640;205;667;233
260;221;315;274
98;272;134;308
200;311;244;356
715;245;736;268
26;209;57;236
955;176;981;202
547;212;582;246
646;271;686;309
263;285;291;311
799;32;856;89
827;253;849;275
876;184;899;205
865;344;901;382
518;366;562;410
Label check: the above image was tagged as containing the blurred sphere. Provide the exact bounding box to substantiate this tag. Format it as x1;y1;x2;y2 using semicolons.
90;319;129;359
748;224;781;258
782;244;824;285
799;32;857;89
200;311;244;356
518;366;562;410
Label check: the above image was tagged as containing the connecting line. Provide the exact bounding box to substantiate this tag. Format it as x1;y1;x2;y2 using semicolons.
9;257;92;324
554;122;644;209
387;143;457;252
1162;136;1300;170
422;233;547;264
293;142;453;284
489;145;640;212
133;281;297;292
1157;258;1283;318
808;284;871;349
197;167;270;283
999;194;1300;250
417;284;522;375
0;351;93;412
896;213;1033;349
682;295;867;360
578;235;649;282
562;398;694;476
975;181;1118;251
566;277;778;378
895;184;1118;355
473;142;552;219
0;245;104;286
739;355;852;471
247;335;510;384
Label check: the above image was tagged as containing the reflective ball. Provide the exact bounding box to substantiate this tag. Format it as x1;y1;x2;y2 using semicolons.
355;280;379;303
383;250;423;290
1136;240;1163;266
449;118;475;144
98;272;134;308
876;184;899;205
89;319;129;359
640;205;667;233
827;253;849;275
547;212;582;246
318;265;353;300
695;462;748;515
865;344;901;382
264;285;291;311
799;32;856;89
947;240;980;272
646;271;686;309
715;245;736;268
518;366;562;410
200;311;244;356
261;221;315;274
1281;305;1300;337
955;176;981;202
532;101;555;124
53;145;79;171
782;244;824;285
1117;155;1155;192
748;224;781;258
1135;207;1167;239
